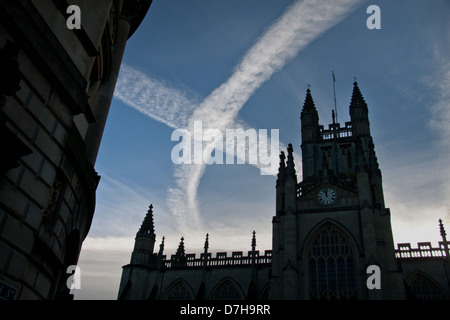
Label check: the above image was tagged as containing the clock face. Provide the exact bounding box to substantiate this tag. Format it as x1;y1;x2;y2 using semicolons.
317;188;337;205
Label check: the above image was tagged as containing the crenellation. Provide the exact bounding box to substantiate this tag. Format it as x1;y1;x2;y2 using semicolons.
396;242;447;259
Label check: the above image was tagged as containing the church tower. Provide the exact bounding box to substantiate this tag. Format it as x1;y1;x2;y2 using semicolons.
271;82;406;300
130;204;156;265
118;204;160;300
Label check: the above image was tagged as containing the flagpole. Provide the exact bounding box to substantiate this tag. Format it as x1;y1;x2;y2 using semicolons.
332;71;338;123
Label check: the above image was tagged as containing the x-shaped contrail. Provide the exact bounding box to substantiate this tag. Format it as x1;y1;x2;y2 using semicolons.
114;0;363;235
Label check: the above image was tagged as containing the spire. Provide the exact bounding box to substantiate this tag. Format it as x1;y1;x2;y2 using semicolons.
276;151;286;187
251;231;257;251
251;231;257;265
158;236;165;255
157;236;165;267
138;204;155;236
131;205;157;265
301;87;320;145
439;219;450;258
204;233;209;251
440;219;447;241
349;80;371;138
350;81;367;109
302;87;316;112
203;234;209;267
175;237;185;258
172;236;187;267
286;144;296;178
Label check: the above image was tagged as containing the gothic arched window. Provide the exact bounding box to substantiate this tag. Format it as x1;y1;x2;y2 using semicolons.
210;279;244;300
406;273;446;300
308;225;358;300
164;280;194;300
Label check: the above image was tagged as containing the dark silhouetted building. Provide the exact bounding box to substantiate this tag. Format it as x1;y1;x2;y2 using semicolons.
0;0;151;299
118;82;450;300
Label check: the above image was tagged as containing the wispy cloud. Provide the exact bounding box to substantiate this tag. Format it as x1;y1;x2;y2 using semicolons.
386;28;450;245
190;0;361;129
113;0;362;236
427;32;450;219
428;57;450;143
171;0;362;235
87;173;152;238
114;65;287;232
114;65;199;129
85;171;182;242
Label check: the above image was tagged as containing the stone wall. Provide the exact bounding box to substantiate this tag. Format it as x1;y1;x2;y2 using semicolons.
0;0;151;300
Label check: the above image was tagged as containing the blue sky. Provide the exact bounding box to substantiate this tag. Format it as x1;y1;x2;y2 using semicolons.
75;0;450;299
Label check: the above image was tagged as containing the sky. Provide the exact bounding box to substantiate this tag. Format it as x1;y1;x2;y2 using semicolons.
74;0;450;300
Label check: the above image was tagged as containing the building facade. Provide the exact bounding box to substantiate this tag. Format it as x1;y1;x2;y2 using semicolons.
0;0;151;299
118;82;450;300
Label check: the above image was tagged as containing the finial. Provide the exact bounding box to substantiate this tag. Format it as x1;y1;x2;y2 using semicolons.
251;231;257;264
350;79;366;108
287;144;294;162
286;144;296;178
440;219;447;238
158;236;165;254
173;236;187;266
175;237;185;257
204;233;209;251
251;231;257;249
277;151;286;186
302;86;316;112
138;203;155;235
288;144;293;155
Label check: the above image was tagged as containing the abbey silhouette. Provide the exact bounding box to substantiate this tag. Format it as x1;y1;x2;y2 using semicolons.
118;82;450;300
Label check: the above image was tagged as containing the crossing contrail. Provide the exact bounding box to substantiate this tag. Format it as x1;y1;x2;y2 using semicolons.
114;0;363;234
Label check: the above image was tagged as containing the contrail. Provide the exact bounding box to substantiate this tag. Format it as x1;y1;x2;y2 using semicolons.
171;0;362;233
114;65;199;129
114;0;363;235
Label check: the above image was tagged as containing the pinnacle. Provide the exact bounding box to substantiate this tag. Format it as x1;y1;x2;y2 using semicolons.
440;219;447;238
158;236;165;255
276;151;286;186
138;204;155;236
204;233;209;250
350;81;367;108
279;151;286;170
302;87;316;111
176;237;185;257
286;144;296;177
